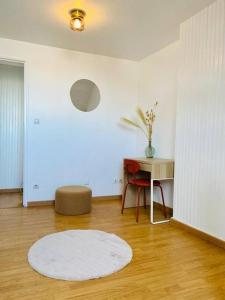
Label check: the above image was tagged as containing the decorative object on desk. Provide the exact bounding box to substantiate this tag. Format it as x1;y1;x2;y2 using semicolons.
145;140;155;158
122;101;158;158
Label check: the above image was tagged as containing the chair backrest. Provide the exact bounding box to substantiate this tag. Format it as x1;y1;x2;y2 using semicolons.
124;160;140;182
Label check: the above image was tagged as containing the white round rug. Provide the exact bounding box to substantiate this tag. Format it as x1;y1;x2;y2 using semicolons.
28;229;132;281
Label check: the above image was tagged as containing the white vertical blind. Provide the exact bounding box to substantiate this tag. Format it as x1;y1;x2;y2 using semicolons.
174;0;225;240
0;64;24;189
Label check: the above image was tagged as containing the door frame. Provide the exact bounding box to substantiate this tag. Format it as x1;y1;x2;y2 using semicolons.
0;57;28;207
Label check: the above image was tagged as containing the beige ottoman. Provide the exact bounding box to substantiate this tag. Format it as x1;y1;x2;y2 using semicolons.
55;185;92;216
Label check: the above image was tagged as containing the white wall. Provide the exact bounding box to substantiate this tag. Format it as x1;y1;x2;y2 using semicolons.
0;64;24;189
174;0;225;240
137;42;179;158
0;38;138;204
137;42;179;207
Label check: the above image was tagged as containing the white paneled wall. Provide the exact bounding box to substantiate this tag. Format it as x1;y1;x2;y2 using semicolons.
174;0;225;240
0;64;24;189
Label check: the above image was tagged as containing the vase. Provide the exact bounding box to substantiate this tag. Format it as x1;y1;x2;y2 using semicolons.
145;141;155;158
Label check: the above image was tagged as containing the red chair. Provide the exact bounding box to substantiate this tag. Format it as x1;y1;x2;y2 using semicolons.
121;159;167;222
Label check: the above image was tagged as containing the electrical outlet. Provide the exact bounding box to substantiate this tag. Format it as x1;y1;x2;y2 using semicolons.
34;119;40;125
114;178;123;184
33;184;39;189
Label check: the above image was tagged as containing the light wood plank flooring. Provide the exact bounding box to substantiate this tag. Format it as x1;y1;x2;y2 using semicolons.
0;200;224;300
0;192;22;208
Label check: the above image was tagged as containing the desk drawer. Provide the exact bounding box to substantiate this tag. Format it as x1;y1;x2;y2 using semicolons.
139;163;152;173
151;162;174;179
139;161;174;179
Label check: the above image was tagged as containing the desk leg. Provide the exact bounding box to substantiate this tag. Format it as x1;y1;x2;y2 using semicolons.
150;178;171;225
150;179;154;224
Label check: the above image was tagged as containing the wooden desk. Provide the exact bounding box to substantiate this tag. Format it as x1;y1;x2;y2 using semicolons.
124;157;174;224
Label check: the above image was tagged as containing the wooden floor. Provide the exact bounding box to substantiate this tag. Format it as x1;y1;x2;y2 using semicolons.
0;192;22;208
0;200;224;300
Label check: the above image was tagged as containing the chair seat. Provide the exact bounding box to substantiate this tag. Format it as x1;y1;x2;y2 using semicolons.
129;179;161;187
129;178;150;187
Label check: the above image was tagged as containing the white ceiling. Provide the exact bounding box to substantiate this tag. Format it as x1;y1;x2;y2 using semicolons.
0;0;215;61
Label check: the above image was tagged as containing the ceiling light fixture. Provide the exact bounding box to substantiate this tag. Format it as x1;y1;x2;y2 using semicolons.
69;9;86;32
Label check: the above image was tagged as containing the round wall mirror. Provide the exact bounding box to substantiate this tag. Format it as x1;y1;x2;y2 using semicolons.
70;79;101;112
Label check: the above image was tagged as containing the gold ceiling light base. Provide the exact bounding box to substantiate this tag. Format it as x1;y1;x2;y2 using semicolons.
69;8;86;32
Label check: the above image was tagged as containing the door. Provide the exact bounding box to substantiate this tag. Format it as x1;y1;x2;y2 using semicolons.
0;62;24;207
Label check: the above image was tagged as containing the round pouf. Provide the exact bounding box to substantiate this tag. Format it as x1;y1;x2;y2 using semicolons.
55;185;91;216
28;230;132;281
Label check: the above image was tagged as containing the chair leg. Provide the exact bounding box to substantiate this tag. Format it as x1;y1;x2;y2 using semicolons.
136;187;141;223
121;183;129;214
159;185;167;218
143;187;147;209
